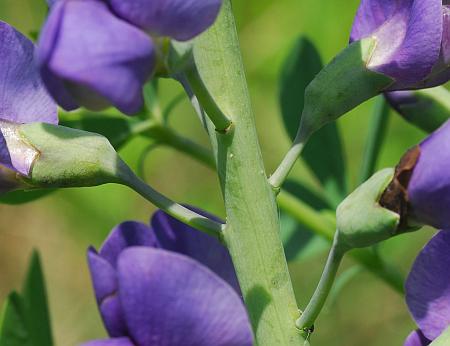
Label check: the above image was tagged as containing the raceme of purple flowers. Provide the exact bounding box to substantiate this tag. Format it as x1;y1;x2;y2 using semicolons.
38;0;223;115
350;0;450;90
404;231;450;345
84;209;253;346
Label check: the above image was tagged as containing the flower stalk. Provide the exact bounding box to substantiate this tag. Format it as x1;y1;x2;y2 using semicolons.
184;63;233;133
192;1;305;344
296;232;347;330
119;168;224;238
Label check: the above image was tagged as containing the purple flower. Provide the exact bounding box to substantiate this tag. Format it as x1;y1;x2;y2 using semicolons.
404;330;431;346
37;0;155;115
350;0;450;90
0;21;57;176
84;209;253;346
404;230;450;344
407;120;450;229
107;0;222;42
38;0;223;115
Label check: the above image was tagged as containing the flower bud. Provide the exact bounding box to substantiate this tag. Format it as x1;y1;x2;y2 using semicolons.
17;122;126;188
385;88;450;133
336;168;401;249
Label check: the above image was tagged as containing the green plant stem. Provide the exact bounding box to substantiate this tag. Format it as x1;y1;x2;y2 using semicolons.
359;96;390;184
118;166;223;237
192;2;306;344
140;121;404;294
296;232;346;330
184;64;233;133
269;127;309;190
278;189;404;293
145;125;216;168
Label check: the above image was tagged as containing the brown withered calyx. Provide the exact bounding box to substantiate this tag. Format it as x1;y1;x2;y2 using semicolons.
379;146;420;229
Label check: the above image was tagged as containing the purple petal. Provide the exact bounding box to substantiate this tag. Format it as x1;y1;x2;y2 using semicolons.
0;121;38;175
108;0;222;41
99;296;128;338
404;330;431;346
87;248;128;338
0;21;57;124
80;338;134;346
87;248;117;303
409;120;450;228
151;209;240;293
350;0;443;89
99;221;158;268
0;22;56;173
37;0;155;115
422;5;450;87
405;230;450;340
117;248;253;346
443;6;450;65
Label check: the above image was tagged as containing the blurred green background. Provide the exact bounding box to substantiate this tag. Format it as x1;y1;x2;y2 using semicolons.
0;0;440;345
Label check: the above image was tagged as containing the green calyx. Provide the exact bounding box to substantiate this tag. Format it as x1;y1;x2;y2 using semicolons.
336;168;400;249
300;37;393;137
19;123;126;188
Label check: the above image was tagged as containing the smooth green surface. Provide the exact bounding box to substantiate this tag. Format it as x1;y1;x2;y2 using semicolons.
0;293;30;346
20;123;123;188
21;252;53;346
279;36;347;207
337;168;399;249
277;188;404;293
296;233;345;330
268;38;393;189
0;252;52;346
300;38;393;136
194;2;305;344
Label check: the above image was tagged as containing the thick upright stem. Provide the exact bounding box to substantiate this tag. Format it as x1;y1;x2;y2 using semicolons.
193;2;305;345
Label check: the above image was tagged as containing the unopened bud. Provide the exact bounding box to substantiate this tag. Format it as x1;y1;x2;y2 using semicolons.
18;122;127;188
336;169;401;249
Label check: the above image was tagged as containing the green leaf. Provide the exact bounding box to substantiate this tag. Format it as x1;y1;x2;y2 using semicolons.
60;115;136;149
359;96;390;184
0;293;31;346
0;252;53;346
279;36;347;207
281;180;331;262
0;189;54;205
430;325;450;345
22;252;53;346
279;36;323;140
